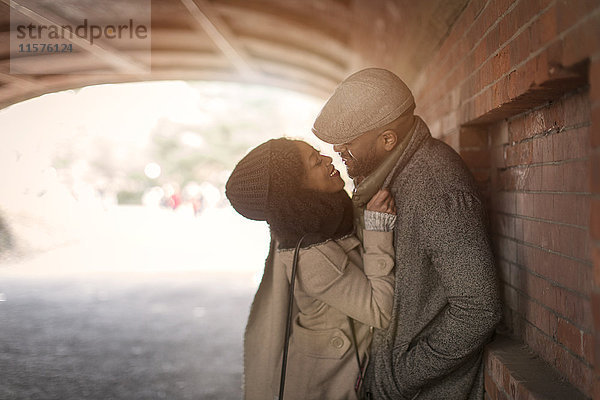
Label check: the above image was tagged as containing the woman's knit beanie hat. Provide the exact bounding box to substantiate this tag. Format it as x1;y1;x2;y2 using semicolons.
225;140;273;221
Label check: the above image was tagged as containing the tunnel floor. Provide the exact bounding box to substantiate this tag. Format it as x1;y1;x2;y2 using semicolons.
0;271;255;400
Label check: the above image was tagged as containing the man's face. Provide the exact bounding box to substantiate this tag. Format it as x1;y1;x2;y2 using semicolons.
332;130;384;181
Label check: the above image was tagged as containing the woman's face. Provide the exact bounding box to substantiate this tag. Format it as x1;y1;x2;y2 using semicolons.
295;141;345;193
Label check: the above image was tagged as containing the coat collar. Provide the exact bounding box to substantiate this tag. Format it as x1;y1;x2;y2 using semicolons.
351;117;417;208
350;116;429;240
382;116;430;188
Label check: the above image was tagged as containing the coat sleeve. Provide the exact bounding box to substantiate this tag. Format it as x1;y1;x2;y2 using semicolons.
392;191;502;395
292;231;395;329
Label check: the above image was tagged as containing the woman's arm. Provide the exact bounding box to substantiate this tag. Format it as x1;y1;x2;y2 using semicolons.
289;189;397;329
290;228;395;329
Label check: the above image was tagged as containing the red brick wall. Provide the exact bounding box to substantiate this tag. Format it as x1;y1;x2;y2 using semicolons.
489;90;593;392
409;0;600;397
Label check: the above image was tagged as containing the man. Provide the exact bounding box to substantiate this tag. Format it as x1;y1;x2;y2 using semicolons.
312;68;502;399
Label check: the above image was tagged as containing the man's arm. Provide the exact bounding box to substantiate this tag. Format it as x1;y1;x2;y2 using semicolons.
392;190;502;396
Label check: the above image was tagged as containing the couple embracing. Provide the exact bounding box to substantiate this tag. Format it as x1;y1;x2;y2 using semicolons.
226;68;502;400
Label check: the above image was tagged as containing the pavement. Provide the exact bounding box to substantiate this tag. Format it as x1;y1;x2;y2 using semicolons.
0;272;256;400
0;206;270;400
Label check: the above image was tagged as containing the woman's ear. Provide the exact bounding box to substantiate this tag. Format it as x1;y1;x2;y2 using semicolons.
381;129;398;151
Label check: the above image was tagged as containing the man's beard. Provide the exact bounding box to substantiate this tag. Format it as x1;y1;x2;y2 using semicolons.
343;147;382;180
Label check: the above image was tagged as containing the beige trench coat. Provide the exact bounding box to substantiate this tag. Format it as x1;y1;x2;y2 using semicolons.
244;229;394;400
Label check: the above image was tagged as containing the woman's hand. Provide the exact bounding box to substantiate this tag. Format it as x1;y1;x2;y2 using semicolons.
366;189;396;215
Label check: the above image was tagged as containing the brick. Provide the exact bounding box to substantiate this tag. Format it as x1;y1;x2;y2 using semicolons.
521;296;558;337
474;39;488;69
505;144;519;167
498;4;518;45
480;57;494;90
553;127;590;161
532;193;553;220
480;87;495;117
521;216;589;260
486;26;501;62
592;105;600;148
491;120;509;147
592;150;600;194
497;258;512;285
488;348;504;384
593;245;600;288
491;191;516;214
494;235;518;263
460;99;475;126
491;145;507;169
592;289;600;333
560;90;591;129
557;317;584;358
563;13;600;67
524;108;547;136
551;194;590;227
533;49;551;87
590;59;600;105
441;112;458;136
543;98;566;131
518;140;533;165
558;223;590;261
488;121;508;147
442;130;459;150
593;370;600;400
491;212;516;238
519;268;592;329
461;149;491;168
523;323;594;395
556;289;593;331
497;387;509;400
529;4;558;54
510;28;532;69
592;198;600;240
560;161;589;193
517;243;592;296
524;165;543;191
596;336;600;379
557;0;600;34
541;135;554;163
515;192;533;216
508;114;527;142
492;79;511;108
495;167;520;191
531;134;552;163
485;371;499;400
509;262;524;292
472;168;491;184
539;164;563;191
512;0;539;38
582;332;593;365
546;38;565;69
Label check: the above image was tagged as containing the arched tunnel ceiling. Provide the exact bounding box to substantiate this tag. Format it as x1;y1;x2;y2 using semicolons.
0;0;468;108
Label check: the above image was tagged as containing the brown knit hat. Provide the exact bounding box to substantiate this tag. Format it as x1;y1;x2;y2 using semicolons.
312;68;415;144
225;140;272;221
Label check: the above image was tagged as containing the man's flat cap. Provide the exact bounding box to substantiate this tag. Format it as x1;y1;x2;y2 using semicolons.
312;68;415;144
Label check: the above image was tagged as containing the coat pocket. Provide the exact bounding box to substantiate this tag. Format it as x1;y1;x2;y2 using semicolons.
292;324;351;359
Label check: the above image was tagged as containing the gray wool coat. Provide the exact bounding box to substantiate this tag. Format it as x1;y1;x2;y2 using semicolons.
363;118;502;399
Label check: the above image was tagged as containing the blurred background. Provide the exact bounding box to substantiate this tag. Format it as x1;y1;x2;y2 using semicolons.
0;80;348;399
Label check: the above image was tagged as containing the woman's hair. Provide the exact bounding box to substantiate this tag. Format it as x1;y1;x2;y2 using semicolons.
266;138;353;249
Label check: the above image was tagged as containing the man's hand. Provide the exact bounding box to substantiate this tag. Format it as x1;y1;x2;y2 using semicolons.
366;189;396;214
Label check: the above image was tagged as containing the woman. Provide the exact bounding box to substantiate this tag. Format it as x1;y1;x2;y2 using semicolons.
226;138;396;400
